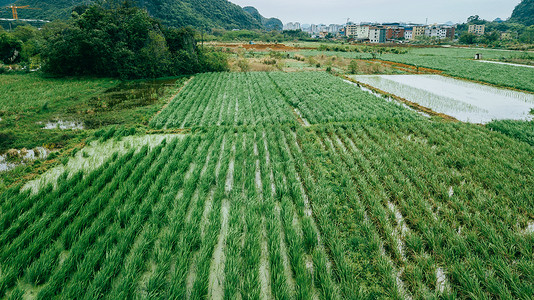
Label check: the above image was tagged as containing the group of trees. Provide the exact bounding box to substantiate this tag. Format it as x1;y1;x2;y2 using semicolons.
1;1;228;78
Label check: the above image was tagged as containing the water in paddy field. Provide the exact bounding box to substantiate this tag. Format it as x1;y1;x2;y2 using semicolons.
350;75;534;124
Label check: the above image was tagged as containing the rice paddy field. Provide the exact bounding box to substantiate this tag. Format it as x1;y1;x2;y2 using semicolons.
350;74;534;123
1;70;534;299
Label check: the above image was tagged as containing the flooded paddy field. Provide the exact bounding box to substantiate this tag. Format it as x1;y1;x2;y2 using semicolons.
350;74;534;123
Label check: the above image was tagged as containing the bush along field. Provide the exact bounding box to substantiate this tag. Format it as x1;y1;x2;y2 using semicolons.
1;71;533;299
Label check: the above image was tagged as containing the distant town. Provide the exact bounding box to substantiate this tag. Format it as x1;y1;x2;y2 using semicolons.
283;21;493;43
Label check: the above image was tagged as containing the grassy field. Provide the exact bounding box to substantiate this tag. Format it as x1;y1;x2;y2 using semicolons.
1;70;533;299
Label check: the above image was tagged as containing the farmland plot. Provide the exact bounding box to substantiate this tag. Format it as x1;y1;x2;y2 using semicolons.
295;121;534;298
351;74;534;123
0;127;343;299
268;72;420;124
150;72;296;129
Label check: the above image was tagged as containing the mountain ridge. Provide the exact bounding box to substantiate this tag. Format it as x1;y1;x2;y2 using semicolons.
0;0;280;30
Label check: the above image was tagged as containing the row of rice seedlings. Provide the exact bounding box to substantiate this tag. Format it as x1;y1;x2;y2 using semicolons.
256;129;294;299
280;127;342;299
187;133;235;299
32;138;184;299
166;131;231;298
143;131;224;298
264;127;315;299
223;130;251;299
103;132;218;299
288;126;381;299
47;137;192;299
0;150;140;296
268;127;336;299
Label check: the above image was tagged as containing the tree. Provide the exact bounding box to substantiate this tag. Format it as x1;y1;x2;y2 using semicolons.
40;2;227;78
459;32;477;44
0;32;23;64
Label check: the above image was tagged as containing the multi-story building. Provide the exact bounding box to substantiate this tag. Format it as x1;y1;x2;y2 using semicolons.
468;24;485;35
356;25;370;40
412;26;426;40
425;25;447;39
345;24;358;37
369;27;386;43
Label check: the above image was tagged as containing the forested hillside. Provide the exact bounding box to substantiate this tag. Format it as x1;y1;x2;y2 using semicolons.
510;0;534;26
0;0;275;30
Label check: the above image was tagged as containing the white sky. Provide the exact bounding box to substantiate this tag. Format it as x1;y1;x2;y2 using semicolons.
230;0;521;25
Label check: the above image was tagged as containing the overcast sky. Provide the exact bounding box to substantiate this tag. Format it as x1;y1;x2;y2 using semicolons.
230;0;521;25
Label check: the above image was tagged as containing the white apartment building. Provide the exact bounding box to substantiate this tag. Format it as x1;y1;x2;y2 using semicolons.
345;25;370;39
425;26;447;39
356;25;370;39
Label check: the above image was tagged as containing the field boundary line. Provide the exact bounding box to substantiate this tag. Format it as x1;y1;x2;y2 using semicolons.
149;77;194;124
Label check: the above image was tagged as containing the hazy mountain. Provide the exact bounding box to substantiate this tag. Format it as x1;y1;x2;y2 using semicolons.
0;0;272;30
242;6;282;31
509;0;534;26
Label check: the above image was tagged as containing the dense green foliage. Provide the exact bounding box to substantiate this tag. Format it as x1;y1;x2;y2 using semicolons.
487;119;534;146
0;31;22;64
0;0;271;30
510;0;534;26
39;3;227;79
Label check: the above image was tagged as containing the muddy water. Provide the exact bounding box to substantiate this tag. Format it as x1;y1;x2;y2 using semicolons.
351;75;534;123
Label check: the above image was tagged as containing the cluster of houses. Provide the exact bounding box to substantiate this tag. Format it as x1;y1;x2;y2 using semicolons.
347;24;456;43
284;22;459;43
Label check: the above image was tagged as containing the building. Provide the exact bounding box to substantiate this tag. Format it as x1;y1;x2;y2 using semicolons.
468;24;485;36
345;24;358;37
412;26;426;40
356;25;370;40
386;27;405;39
283;22;301;31
445;26;456;39
425;25;447;39
369;27;386;43
404;27;413;40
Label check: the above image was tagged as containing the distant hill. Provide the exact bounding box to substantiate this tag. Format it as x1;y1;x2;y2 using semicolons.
242;6;282;31
509;0;534;26
0;0;277;30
